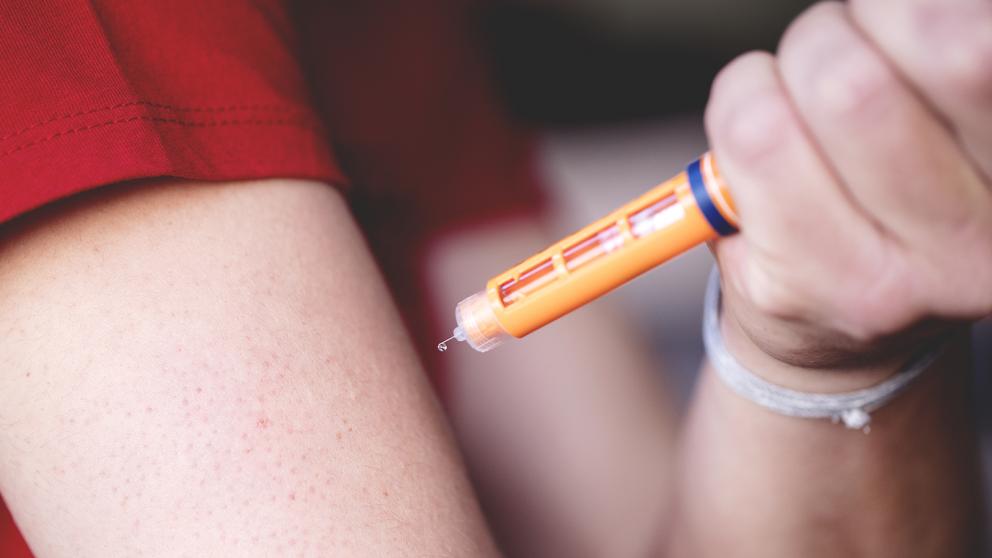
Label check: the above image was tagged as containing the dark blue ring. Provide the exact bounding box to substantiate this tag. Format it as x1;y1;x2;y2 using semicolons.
688;159;736;236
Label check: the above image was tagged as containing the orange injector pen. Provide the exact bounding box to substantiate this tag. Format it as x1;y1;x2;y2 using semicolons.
438;152;738;353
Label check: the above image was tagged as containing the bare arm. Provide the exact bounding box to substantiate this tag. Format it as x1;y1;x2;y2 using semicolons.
671;0;991;555
0;179;497;556
670;338;981;557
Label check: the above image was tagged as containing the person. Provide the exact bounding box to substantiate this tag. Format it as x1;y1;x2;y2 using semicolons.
0;1;989;557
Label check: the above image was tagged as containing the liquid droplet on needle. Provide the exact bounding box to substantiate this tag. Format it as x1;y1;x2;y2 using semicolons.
437;334;458;353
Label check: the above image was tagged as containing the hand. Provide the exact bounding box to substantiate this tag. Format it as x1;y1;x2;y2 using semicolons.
706;0;992;382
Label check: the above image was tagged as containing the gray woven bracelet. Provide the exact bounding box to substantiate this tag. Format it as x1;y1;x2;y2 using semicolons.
703;267;946;432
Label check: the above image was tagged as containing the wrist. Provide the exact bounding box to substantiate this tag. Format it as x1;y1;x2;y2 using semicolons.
719;307;906;393
702;267;951;430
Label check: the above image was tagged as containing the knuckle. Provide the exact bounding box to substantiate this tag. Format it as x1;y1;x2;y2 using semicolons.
726;97;793;165
813;43;895;118
706;51;775;128
778;0;894;119
710;51;774;91
904;1;992;105
779;1;845;54
706;55;795;167
853;0;992;107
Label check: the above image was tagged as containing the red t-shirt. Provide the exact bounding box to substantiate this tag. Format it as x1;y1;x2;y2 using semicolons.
0;1;543;554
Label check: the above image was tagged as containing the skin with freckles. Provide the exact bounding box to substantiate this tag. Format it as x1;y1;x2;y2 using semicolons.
0;179;498;557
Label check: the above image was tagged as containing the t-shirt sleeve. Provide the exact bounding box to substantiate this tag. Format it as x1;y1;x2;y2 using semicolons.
0;0;344;224
0;2;545;548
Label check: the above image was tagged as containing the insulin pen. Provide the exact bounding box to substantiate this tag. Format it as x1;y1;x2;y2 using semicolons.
438;151;738;353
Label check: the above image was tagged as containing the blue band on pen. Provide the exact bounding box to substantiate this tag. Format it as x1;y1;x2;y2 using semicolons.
688;159;737;236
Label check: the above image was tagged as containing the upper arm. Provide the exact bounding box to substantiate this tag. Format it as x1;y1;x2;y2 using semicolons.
0;179;496;557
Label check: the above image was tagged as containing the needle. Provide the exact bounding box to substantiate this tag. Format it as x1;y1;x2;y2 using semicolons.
437;334;458;352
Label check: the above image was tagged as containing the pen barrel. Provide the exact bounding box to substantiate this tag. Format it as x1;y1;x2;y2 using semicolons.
483;152;737;340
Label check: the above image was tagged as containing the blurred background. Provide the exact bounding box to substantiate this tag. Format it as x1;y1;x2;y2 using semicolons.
477;0;803;127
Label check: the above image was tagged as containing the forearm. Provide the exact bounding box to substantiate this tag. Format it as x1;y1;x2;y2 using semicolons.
673;0;992;552
669;329;982;557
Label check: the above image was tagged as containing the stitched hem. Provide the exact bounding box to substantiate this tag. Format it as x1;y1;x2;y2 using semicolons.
1;115;319;159
0;101;299;144
0;100;344;224
0;100;320;159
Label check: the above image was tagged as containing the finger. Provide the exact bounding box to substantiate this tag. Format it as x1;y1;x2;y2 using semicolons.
705;51;888;323
778;2;991;246
850;0;992;182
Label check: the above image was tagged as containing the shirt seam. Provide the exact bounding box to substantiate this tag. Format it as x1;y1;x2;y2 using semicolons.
0;107;322;160
1;101;302;144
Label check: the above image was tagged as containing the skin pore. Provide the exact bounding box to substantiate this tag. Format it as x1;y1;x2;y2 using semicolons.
0;179;498;557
